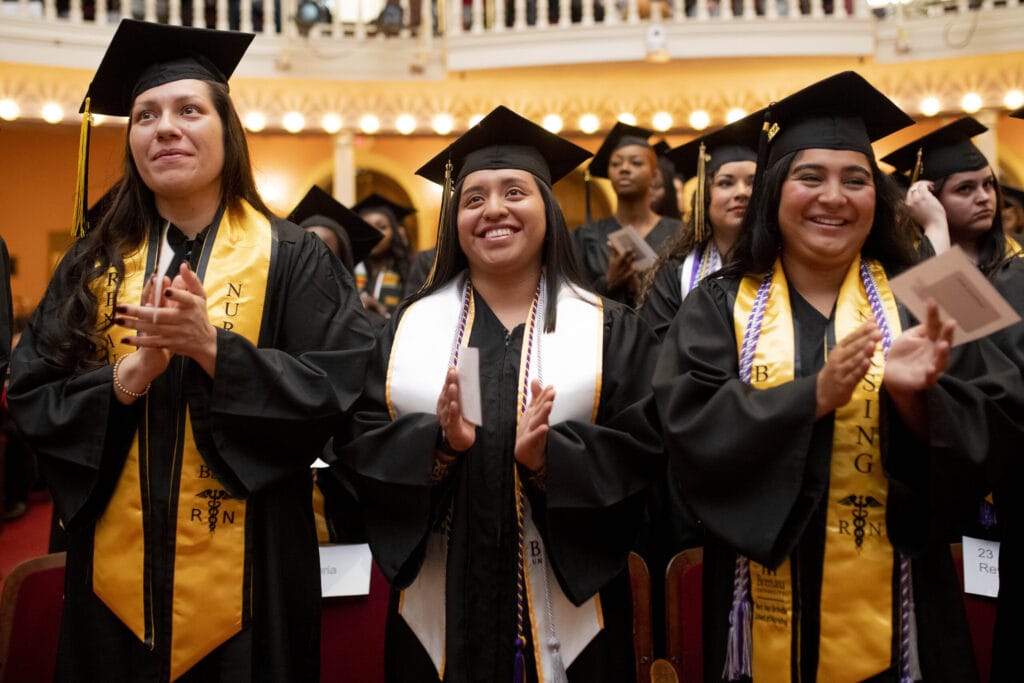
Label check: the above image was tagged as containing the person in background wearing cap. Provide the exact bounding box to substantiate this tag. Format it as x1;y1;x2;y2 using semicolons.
638;109;763;341
1000;183;1024;239
888;115;1024;683
291;185;391;328
572;122;684;308
352;193;416;318
7;19;375;682
653;71;1024;682
330;105;662;682
651;140;684;222
887;117;1020;272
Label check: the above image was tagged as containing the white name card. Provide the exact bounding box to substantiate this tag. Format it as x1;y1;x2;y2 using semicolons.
319;543;373;598
961;536;1000;598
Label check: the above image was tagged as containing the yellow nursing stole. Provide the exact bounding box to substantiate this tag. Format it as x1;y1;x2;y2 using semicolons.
91;201;272;681
733;257;901;683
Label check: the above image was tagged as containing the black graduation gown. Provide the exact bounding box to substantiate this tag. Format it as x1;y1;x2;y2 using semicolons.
571;217;681;307
7;219;376;683
333;289;663;683
652;272;1024;683
975;255;1024;683
640;256;686;342
0;235;12;381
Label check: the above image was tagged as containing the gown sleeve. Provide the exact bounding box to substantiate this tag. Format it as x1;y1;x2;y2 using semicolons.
328;309;442;586
541;301;665;605
883;257;1024;550
185;225;377;496
8;247;147;528
639;258;683;342
652;278;826;567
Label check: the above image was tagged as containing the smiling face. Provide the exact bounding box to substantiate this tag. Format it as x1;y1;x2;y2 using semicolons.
456;168;546;279
708;160;756;242
608;144;657;200
128;78;224;203
937;167;996;244
777;148;876;273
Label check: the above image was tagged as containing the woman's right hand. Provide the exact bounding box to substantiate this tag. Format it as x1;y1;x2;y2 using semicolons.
905;181;950;254
815;320;882;419
112;274;174;403
606;242;639;293
436;367;475;452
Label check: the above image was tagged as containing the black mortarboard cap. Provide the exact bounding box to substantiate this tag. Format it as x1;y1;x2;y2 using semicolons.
588;121;656;179
667;108;765;180
288;186;383;267
880;117;989;182
761;71;913;168
1011;106;1024;120
652;139;671;157
1002;184;1024;207
82;19;253;117
352;193;416;223
415;106;592;187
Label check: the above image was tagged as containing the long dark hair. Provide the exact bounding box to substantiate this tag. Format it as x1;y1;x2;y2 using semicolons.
931;172;1007;276
414;173;588;332
637;170;723;307
652;156;682;220
33;80;270;373
721;149;918;279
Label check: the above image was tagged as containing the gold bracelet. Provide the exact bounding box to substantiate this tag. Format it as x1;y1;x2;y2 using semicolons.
113;355;150;399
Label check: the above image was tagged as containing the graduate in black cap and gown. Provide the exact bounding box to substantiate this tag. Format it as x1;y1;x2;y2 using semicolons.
7;19;375;682
653;71;1024;683
572;122;683;307
331;105;663;683
352;193;416;317
639;109;763;340
886;115;1024;683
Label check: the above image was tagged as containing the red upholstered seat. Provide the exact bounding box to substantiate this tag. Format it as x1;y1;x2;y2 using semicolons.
950;542;997;683
320;561;390;682
0;552;66;683
664;547;703;683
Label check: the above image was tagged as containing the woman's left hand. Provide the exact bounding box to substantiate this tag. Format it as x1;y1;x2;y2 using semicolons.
884;300;955;396
117;263;218;377
515;379;555;473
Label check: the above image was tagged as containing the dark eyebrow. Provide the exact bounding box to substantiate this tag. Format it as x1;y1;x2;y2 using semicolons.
790;162;871;176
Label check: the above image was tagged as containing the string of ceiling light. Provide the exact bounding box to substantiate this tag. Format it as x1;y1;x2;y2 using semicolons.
2;90;1023;132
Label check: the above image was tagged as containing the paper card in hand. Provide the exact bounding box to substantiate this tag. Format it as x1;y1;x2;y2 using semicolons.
888;246;1021;345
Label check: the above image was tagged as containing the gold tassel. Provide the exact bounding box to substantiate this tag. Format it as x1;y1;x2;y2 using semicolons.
72;96;93;238
910;147;923;185
693;141;708;244
423;158;454;291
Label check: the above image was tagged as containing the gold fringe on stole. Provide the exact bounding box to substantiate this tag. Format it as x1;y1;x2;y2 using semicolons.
816;259;898;682
72;97;93;237
734;261;795;683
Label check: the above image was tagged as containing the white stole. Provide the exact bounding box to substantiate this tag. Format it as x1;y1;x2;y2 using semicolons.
386;273;605;681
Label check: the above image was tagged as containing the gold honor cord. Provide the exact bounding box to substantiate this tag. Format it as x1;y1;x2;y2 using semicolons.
93;202;272;679
733;261;795;683
816;259;898;682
